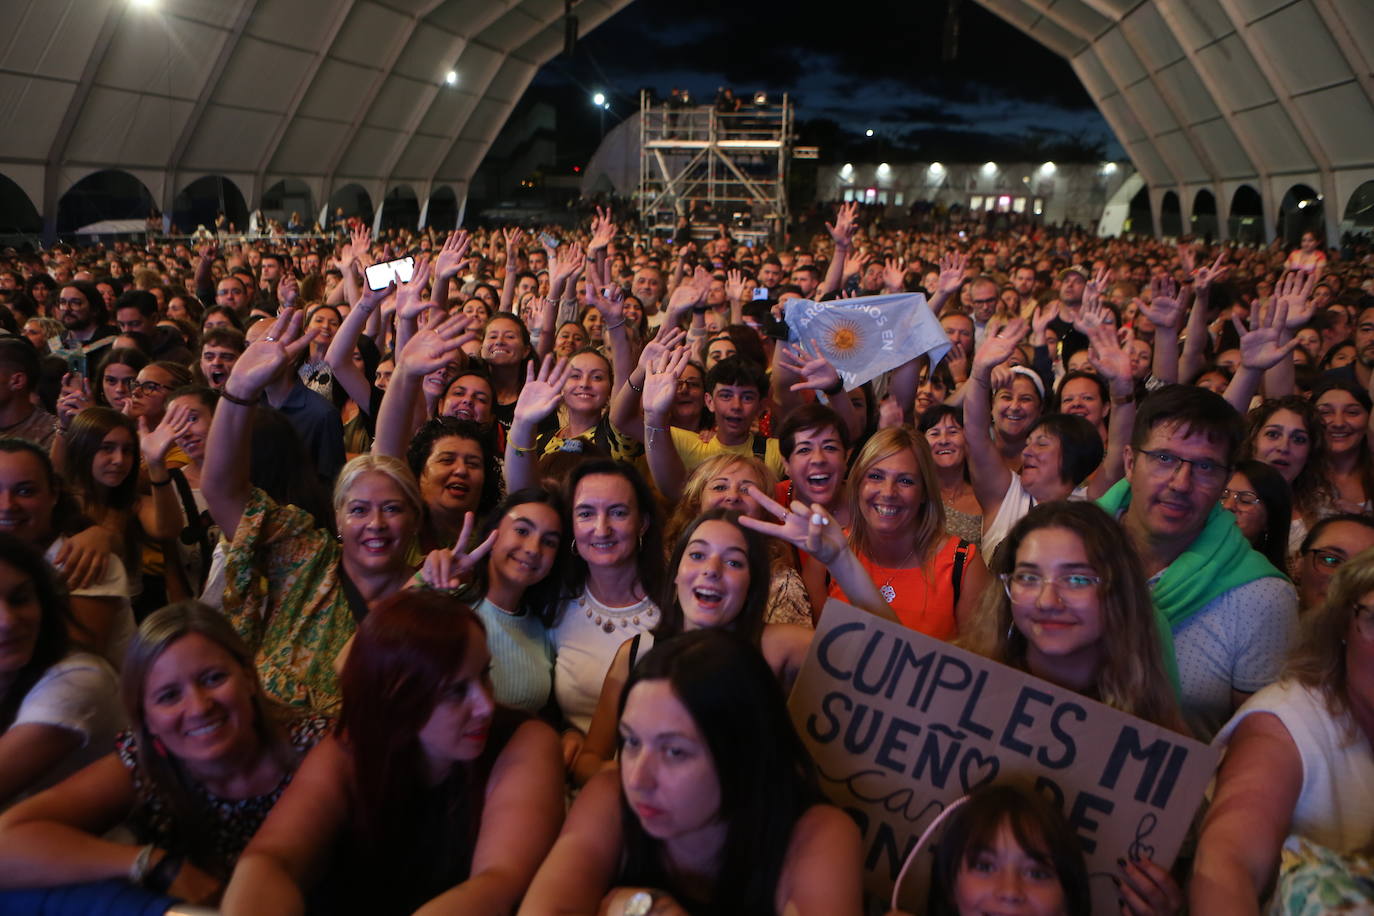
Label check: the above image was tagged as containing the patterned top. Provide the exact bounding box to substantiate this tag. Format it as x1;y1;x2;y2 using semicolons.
765;563;813;628
115;715;331;879
943;502;983;550
222;487;356;712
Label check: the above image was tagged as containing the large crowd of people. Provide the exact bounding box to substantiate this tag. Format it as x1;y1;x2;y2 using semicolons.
0;201;1368;915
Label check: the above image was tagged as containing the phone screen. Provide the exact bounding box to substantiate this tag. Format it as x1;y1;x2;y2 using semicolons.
364;256;416;291
752;287;770;301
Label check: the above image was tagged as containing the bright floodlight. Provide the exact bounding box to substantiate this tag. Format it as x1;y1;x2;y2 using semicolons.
865;129;874;137
929;161;944;174
445;71;457;85
877;163;891;176
592;92;606;106
840;163;854;179
1040;161;1056;175
130;0;156;8
982;161;997;175
1102;161;1118;174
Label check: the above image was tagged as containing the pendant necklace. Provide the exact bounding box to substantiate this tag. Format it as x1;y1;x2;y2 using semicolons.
879;546;919;604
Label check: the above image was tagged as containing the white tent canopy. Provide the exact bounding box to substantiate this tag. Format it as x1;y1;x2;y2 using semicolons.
973;0;1374;241
0;0;632;238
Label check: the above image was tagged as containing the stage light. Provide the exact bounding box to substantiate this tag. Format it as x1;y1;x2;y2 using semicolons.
445;71;457;85
592;92;606;107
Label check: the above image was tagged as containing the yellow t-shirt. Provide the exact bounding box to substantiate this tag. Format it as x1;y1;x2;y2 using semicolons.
668;426;786;479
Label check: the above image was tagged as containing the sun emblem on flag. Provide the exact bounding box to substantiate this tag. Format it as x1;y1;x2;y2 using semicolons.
826;320;864;360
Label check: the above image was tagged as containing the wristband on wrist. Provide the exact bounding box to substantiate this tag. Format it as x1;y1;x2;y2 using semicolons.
219;388;258;407
627;376;643;394
149;476;173;487
822;377;845;397
511;441;538;457
605;319;626;331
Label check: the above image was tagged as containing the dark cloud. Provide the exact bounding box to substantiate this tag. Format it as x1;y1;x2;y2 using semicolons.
878;104;970;126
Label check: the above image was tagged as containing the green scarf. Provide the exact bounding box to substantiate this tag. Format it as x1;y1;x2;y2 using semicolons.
1096;478;1287;693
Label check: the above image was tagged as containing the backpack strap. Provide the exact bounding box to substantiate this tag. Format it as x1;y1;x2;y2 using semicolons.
951;539;972;607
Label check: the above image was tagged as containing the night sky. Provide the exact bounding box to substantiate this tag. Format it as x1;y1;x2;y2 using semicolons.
530;0;1123;165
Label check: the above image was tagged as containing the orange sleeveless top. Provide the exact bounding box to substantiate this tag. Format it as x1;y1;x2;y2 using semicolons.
829;535;973;640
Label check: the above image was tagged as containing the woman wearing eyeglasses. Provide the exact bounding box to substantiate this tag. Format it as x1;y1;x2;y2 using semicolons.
1192;546;1374;913
1220;460;1292;571
1293;514;1374;614
961;499;1190;915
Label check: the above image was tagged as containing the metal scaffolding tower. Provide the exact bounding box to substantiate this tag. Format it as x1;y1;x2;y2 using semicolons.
638;90;793;245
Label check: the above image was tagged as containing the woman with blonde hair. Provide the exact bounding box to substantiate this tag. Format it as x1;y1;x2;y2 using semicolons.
203;309;425;712
0;602;327;907
663;453;811;627
1192;546;1374;913
829;426;988;638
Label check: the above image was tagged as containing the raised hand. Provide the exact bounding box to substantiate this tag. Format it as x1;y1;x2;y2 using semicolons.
587;206;616;251
57;372;93;428
938;251;968;295
667;266;712;313
825;201;859;249
277;272;299;310
139;401;195;465
333;240;354;273
1075;298;1113;335
639;326;685;371
1137;294;1183;330
225;309;318;399
397;311;475;378
724;268;748;303
881;257;906;293
350;226;372;267
1193;252;1229;292
943;341;969;383
1030;302;1055;338
433;230;472;280
355;278;393;317
1149;273;1178;302
502;226;524;265
420;511;498;589
642;346;691;420
779;339;842;393
395;256;433;321
513;353;571;426
1085;323;1132;391
1275;269;1318;329
739;488;848;566
972;318;1027;379
551;243;583;289
1235;295;1301;371
588;278;626;325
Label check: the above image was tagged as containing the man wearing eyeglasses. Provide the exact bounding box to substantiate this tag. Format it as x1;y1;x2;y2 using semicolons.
1098;385;1298;740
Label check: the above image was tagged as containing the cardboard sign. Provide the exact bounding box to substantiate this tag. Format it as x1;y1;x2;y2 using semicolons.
788;600;1219;913
783;293;950;390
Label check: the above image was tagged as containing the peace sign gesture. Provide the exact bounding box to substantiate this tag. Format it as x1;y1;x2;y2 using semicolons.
419;512;499;590
740;488;847;565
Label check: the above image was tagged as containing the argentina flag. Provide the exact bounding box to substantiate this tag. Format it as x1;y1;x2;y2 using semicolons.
783;292;951;390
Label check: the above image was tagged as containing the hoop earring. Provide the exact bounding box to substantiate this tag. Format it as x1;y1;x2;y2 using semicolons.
571;539;580;558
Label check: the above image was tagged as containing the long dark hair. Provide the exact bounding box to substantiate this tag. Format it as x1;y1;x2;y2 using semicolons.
406;416;502;523
457;487;565;627
93;347;149;408
927;783;1091;916
0;536;71;730
337;590;497;897
560;459;665;608
1231;458;1292;570
62;406;139;514
655;509;770;647
1242;396;1333;521
617;630;822;912
0;437;89;541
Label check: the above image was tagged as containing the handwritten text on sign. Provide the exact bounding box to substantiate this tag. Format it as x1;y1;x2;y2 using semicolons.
787;600;1219;912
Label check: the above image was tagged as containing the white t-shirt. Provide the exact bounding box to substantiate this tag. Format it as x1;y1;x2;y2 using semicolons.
45;538;136;670
550;589;659;733
1168;575;1298;741
1215;679;1374;855
7;652;126;808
